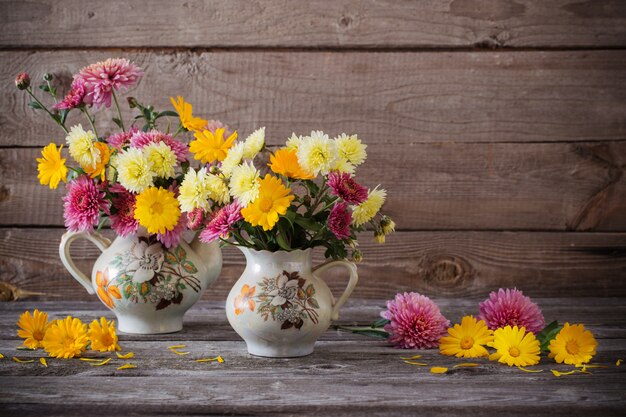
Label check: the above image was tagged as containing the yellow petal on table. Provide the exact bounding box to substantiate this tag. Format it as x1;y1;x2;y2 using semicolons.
171;349;190;355
117;363;137;370
79;358;106;362
454;363;480;368
400;355;422;360
116;352;135;359
403;360;428;366
430;367;448;374
517;366;543;373
216;355;225;363
12;357;34;363
0;353;4;359
15;347;36;351
195;356;224;363
551;369;590;377
576;364;607;369
616;359;623;366
39;358;48;367
168;344;186;350
89;358;112;367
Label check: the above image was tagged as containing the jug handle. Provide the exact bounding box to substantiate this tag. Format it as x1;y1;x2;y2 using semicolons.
312;259;358;321
59;231;112;295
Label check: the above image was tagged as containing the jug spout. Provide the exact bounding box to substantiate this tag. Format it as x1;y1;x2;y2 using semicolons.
189;233;223;286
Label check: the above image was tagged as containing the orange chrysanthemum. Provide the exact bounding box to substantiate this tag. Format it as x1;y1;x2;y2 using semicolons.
269;148;314;180
170;96;207;132
189;128;238;164
16;309;50;349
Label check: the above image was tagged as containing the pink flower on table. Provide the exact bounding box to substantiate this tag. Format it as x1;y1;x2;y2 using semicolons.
327;202;352;240
106;127;139;150
109;184;138;237
130;129;188;162
157;213;187;249
381;292;450;349
327;171;368;205
479;288;545;334
200;202;243;243
77;58;143;109
54;77;86;110
63;175;110;232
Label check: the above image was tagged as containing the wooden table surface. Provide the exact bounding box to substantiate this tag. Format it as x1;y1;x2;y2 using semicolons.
1;298;625;416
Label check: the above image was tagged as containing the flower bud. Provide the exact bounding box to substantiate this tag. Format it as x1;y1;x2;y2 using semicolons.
127;96;138;108
352;249;363;263
209;165;220;175
374;229;385;244
43;73;53;81
15;73;30;90
380;215;396;235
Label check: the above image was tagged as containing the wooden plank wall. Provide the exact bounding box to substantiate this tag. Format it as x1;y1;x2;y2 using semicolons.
0;0;625;301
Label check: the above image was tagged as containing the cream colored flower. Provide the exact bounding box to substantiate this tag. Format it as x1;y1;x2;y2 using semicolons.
220;141;245;177
296;130;337;176
285;133;303;151
331;157;355;175
207;174;230;205
243;127;265;159
352;186;386;226
335;133;367;166
65;124;100;170
144;141;177;178
116;148;155;193
178;167;213;212
229;161;261;207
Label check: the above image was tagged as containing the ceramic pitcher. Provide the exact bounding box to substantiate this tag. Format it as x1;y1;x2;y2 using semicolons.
59;229;222;334
226;248;358;357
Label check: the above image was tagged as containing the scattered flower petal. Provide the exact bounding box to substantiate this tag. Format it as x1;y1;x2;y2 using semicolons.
171;349;190;355
117;363;137;370
79;357;106;362
116;352;135;359
551;369;590;377
617;359;623;366
39;358;48;367
216;355;225;363
403;361;428;366
517;366;543;373
168;344;186;349
15;347;36;351
195;356;224;363
12;357;34;363
454;363;480;368
400;355;422;360
430;366;448;374
90;358;112;366
0;353;4;359
576;364;607;369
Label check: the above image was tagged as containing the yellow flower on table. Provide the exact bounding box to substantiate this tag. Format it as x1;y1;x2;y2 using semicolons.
36;143;67;189
88;317;121;352
190;128;238;164
42;316;88;358
439;316;494;358
241;174;294;231
548;323;597;366
16;309;50;349
269;148;314;180
488;325;541;367
83;142;111;181
134;187;181;234
170;96;207;132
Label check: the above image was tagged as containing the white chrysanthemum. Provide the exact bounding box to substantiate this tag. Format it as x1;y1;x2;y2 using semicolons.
229;161;260;207
243;127;265;159
335;133;367;166
207;174;230;205
115;148;155;193
285;132;303;151
145;141;177;178
106;154;118;182
352;186;386;226
331;157;355;175
178;167;212;212
296;130;337;176
65;124;100;170
220;141;245;177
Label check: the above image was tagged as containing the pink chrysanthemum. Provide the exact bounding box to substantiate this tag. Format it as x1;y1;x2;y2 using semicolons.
157;213;187;249
478;288;545;334
187;207;205;230
327;171;368;205
77;58;143;108
327;202;352;240
381;292;450;349
63;176;110;232
109;184;138;237
130;129;188;162
200;202;243;243
54;77;86;110
107;127;139;150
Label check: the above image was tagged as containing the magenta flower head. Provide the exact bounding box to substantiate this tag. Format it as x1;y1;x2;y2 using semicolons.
106;127;139;150
187;207;205;230
77;58;143;108
54;77;86;110
200;202;243;244
63;175;110;232
479;288;545;334
15;72;30;90
381;292;450;349
327;202;352;240
108;184;138;237
130;129;188;162
327;171;368;205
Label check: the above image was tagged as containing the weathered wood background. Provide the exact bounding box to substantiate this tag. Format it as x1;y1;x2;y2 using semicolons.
1;0;626;301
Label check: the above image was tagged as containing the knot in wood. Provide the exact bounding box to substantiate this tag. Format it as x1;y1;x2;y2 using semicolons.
420;254;474;289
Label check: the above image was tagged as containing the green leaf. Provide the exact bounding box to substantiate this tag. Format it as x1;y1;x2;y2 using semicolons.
294;216;322;233
536;320;563;352
182;261;198;274
38;84;50;92
276;232;291;251
307;297;320;308
157;110;178;118
112;117;124;129
372;318;390;328
28;101;44;110
60;109;70;124
345;328;390;339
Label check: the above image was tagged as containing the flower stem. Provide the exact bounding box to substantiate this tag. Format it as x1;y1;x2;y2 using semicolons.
172;123;185;138
81;106;99;139
112;90;126;132
26;88;68;134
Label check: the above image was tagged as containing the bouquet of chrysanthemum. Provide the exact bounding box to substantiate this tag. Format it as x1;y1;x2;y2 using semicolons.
178;121;396;260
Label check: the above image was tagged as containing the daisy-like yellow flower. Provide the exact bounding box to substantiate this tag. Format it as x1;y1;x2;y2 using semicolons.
116;147;156;193
88;317;121;352
207;173;230;205
170;96;207;132
241;174;294;231
335;133;367;166
42;316;88;358
488;325;541;367
134;187;181;234
296;130;337;176
439;316;494;358
352;186;387;226
65;124;99;169
229;161;261;207
144;141;177;178
269;148;314;180
548;323;597;365
190;128;238;164
220;141;245;177
17;309;50;349
178;167;213;212
242;127;265;159
37;143;67;189
83;142;111;181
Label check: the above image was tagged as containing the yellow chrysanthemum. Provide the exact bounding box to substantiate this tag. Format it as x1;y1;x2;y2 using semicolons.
134;187;181;234
207;173;230;205
83;142;111;181
241;174;294;231
229;161;261;207
42;316;89;358
170;96;207;132
242;127;265;159
269;148;314;180
488;325;540;367
352;186;386;226
285;133;303;151
116;147;156;193
296;130;337;176
335;133;367;166
220;141;245;177
88;317;121;352
178;167;213;212
190;128;238;164
37;143;67;189
439;316;494;358
548;323;597;365
65;124;99;169
145;141;177;178
331;157;355;175
16;309;50;349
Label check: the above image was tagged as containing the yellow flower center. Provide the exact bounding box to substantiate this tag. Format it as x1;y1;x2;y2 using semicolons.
150;201;164;215
565;340;580;355
100;333;114;347
33;330;45;341
508;346;521;357
460;336;474;350
63;336;75;348
258;197;274;212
